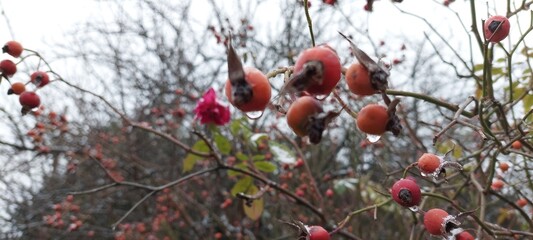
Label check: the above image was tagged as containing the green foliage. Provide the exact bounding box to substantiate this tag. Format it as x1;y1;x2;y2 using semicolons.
231;176;253;196
182;140;210;172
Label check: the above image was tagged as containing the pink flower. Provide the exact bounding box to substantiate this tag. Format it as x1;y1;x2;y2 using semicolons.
194;88;230;125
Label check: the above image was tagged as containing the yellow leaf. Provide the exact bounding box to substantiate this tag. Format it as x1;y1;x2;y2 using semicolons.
243;185;263;221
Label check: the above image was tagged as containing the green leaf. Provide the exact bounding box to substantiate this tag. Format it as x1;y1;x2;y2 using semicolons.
495;57;507;63
252;155;265;161
512;87;525;101
243;185;263;221
491;67;504;77
230;118;252;139
214;132;231;155
182;154;200;173
236;152;248;161
254;161;277;173
473;64;484;73
435;140;462;159
182;140;210;173
227;163;247;177
268;141;296;164
231;176;252;196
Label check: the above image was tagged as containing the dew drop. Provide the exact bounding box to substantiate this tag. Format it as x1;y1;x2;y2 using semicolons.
408;206;419;213
314;94;328;101
366;134;381;143
244;111;264;119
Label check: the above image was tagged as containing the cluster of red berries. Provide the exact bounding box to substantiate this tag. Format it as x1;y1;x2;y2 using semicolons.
42;195;82;231
389;153;476;238
2;40;51;114
220;9;513;239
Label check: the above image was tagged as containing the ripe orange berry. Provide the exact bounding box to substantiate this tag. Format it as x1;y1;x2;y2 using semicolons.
225;67;271;112
491;179;504;191
2;41;23;58
31;71;50;88
293;46;341;96
418;153;441;174
345;63;377;96
356;104;388;135
516;198;527;207
499;162;509;172
484;15;510;43
286;96;323;137
423;208;449;236
511;140;522;149
9;82;26;95
0;59;17;77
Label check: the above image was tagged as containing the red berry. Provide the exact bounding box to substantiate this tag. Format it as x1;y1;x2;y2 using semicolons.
19;91;41;109
136;223;146;233
516;198;527;207
308;226;330;240
363;3;371;12
293;46;341;96
53;203;62;212
499;162;510;172
484;15;510;43
296;188;305;197
3;41;23;58
491;179;504;191
295;158;305;168
391;178;421;207
417;153;441;174
0;59;17;77
66;195;74;202
322;0;336;5
455;231;474;240
356;104;388;135
511;140;522;149
423;208;449;235
325;188;334;198
31;71;50;87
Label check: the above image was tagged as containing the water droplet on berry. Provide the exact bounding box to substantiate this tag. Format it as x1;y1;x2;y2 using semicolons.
314;94;328;101
366;134;381;143
408;206;419;213
245;110;263;119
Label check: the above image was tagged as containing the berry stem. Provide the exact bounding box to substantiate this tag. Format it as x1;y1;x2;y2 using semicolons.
303;0;316;47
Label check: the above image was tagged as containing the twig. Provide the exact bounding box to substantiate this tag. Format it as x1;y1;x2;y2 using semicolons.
433;96;482;145
331;198;392;235
303;0;315;47
111;190;156;229
385;89;475;118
